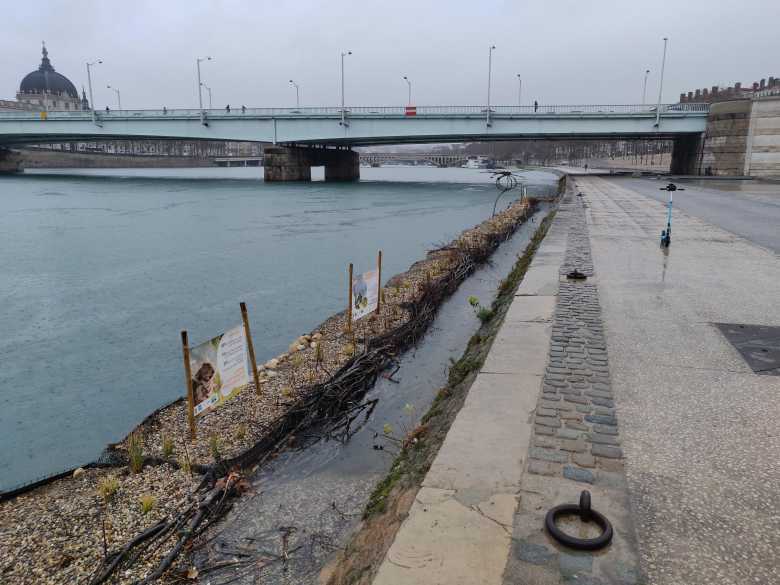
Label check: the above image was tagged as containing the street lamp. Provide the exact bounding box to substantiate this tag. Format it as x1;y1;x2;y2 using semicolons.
655;38;668;128
201;83;212;109
86;59;102;124
517;74;522;107
196;56;212;123
340;51;352;126
486;45;496;126
642;69;650;105
289;79;300;109
106;85;121;110
403;76;411;105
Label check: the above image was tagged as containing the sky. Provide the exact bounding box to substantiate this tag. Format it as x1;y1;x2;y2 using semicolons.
1;0;778;110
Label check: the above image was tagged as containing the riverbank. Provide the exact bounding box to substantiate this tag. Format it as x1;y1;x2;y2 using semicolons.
0;181;556;584
16;148;218;169
326;175;642;585
322;208;556;585
1;167;560;491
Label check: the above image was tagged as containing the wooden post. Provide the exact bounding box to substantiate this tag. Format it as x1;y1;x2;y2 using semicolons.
240;302;262;396
346;263;353;333
181;330;196;441
377;250;383;311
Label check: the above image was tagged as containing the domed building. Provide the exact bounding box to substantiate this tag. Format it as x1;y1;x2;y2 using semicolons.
16;44;89;111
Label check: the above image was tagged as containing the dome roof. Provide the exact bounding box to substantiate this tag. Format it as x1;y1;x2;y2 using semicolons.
19;45;78;98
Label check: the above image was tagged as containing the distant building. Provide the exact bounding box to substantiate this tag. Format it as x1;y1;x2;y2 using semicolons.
0;99;42;112
679;76;779;103
15;43;87;111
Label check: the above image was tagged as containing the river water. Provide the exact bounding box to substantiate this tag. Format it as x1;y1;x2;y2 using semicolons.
0;166;558;492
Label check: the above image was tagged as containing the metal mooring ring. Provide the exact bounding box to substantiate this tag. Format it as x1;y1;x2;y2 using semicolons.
545;490;613;551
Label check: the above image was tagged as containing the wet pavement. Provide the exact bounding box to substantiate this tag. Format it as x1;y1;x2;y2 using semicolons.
610;177;780;253
579;176;780;585
195;207;551;585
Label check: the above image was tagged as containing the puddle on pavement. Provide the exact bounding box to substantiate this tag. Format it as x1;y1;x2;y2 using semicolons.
196;205;552;584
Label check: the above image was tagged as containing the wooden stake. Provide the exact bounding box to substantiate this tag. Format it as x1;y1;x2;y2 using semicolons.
181;330;196;441
346;262;353;333
240;302;262;396
377;249;383;311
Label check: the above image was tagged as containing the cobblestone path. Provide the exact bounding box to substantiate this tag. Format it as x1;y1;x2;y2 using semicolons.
502;191;642;585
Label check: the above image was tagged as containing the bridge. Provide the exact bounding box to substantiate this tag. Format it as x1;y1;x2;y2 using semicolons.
359;152;468;167
0;103;710;179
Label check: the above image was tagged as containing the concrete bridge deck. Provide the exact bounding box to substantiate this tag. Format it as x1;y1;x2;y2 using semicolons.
0;104;709;147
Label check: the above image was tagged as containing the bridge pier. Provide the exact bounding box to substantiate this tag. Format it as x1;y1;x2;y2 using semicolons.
670;134;704;175
0;148;23;174
263;146;359;182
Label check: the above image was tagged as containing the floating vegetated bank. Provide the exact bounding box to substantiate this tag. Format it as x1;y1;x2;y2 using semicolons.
0;181;561;585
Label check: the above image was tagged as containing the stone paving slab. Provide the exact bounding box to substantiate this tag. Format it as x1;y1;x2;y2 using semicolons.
514;267;562;297
375;486;515;585
423;372;541;503
480;323;552;375
503;296;557;324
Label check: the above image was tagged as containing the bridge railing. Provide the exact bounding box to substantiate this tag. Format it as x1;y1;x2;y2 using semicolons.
0;103;710;120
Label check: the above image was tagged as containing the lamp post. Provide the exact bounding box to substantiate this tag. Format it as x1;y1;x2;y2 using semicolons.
517;73;522;107
642;69;650;105
340;50;352;126
289;79;300;109
403;76;411;105
655;38;668;128
196;56;212;124
86;59;102;124
106;85;121;110
487;45;496;126
201;83;212;109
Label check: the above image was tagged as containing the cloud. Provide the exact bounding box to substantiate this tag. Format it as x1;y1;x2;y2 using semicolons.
1;0;777;110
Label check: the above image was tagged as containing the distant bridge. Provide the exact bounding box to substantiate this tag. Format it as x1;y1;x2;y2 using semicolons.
0;104;709;179
359;152;468;167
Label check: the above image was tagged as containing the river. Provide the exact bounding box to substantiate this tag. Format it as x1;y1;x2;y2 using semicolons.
0;166;558;492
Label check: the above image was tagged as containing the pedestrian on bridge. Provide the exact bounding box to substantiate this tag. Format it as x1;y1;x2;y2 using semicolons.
534;100;538;113
226;104;231;113
241;105;246;114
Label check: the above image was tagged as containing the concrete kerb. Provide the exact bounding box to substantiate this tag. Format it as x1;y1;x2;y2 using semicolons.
371;203;564;585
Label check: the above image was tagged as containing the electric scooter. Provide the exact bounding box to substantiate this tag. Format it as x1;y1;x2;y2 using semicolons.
659;182;684;248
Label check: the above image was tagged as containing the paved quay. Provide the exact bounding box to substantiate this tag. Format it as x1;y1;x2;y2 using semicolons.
371;200;569;585
579;176;780;585
370;175;780;585
372;188;643;585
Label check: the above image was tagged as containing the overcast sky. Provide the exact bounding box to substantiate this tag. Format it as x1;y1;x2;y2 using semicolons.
2;0;778;110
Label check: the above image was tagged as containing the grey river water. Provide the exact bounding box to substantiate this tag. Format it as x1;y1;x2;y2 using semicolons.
0;166;557;492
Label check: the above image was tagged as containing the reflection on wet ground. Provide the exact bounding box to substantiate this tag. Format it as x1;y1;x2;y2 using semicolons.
614;177;780;252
